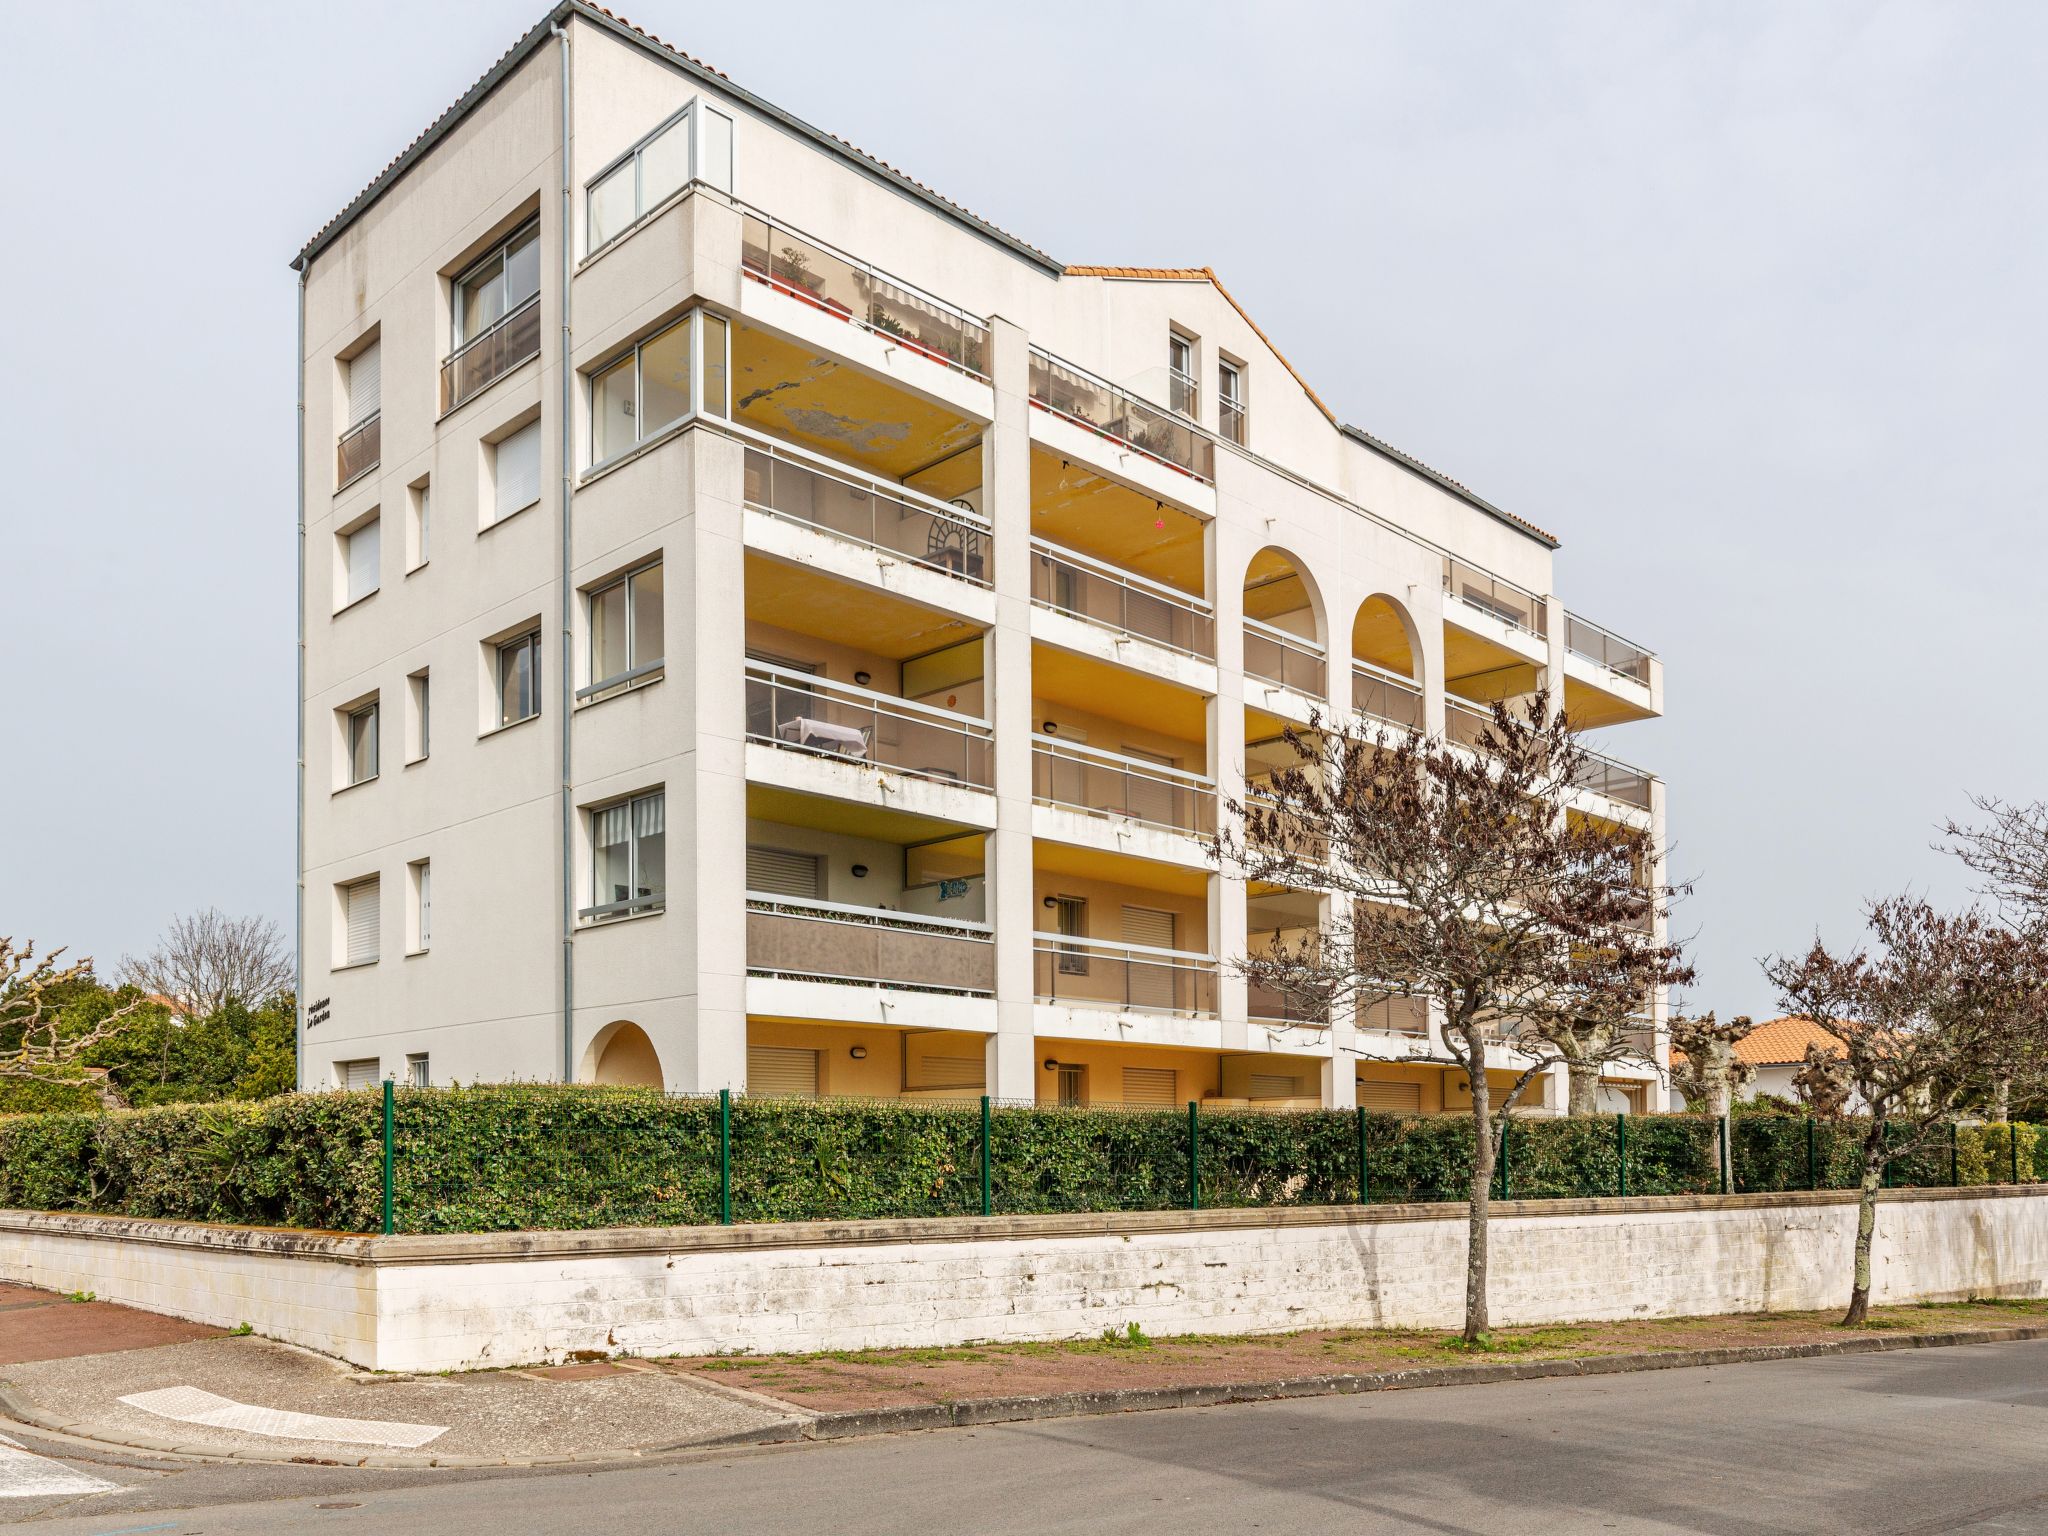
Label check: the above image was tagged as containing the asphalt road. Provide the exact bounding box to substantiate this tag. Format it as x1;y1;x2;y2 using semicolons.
15;1338;2048;1534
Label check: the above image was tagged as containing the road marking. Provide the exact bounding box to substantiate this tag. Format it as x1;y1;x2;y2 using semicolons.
0;1431;117;1498
118;1386;447;1449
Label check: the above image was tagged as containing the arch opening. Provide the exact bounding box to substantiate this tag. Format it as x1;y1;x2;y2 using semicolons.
584;1020;663;1087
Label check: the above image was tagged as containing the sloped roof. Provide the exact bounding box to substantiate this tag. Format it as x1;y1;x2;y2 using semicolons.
1736;1016;1846;1068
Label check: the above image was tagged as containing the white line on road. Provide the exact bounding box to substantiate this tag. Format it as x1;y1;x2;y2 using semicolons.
0;1431;117;1498
118;1386;448;1449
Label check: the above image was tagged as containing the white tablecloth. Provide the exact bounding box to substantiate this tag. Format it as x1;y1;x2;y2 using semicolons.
779;716;868;756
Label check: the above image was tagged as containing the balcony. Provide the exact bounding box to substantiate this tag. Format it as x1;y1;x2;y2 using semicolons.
1031;540;1214;659
746;894;993;996
1028;349;1215;483
746;663;992;788
1353;661;1423;732
1032;737;1216;838
740;208;989;380
1442;557;1547;641
1033;933;1219;1017
1444;696;1496;750
335;412;380;489
743;438;991;588
1358;996;1433;1039
1564;613;1653;686
1248;983;1328;1028
1244;618;1327;698
441;294;541;413
1572;746;1655;813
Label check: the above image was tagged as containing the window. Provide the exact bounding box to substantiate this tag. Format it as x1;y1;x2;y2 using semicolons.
344;701;379;787
341;876;380;966
1218;360;1246;445
747;1044;819;1099
1168;333;1197;417
347;341;380;428
589;311;728;466
1052;895;1088;975
407;671;430;761
338;1058;381;1090
588;790;666;920
496;630;542;728
1122;1066;1177;1106
490;420;542;525
746;845;823;899
338;340;381;486
408;480;430;569
453;220;540;349
585;561;664;700
340;513;379;607
407;1054;430;1089
587;102;736;251
408;859;432;952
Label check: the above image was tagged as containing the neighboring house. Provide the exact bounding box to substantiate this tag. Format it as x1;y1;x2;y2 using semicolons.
292;3;1667;1110
1736;1016;1859;1108
141;992;191;1025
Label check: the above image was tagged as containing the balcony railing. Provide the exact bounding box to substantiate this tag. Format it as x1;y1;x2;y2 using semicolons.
1444;696;1496;749
1248;981;1329;1027
440;294;542;413
1565;613;1655;686
1032;933;1218;1016
743;437;991;587
1032;737;1216;837
746;894;993;995
745;662;992;788
1358;996;1433;1038
1352;661;1424;732
1219;396;1247;446
336;412;381;489
1572;747;1655;812
1028;349;1216;482
1030;540;1214;658
740;209;989;380
1443;557;1547;640
1244;618;1327;697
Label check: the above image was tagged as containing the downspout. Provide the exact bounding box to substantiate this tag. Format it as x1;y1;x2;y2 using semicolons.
294;266;308;1089
554;20;576;1082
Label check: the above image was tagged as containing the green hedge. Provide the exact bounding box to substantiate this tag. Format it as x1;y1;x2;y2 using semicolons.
2;1087;2041;1235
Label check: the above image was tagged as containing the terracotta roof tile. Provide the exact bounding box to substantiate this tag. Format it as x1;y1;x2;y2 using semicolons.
1734;1016;1846;1068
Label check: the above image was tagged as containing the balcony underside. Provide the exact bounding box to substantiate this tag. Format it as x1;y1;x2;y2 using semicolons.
1563;661;1658;727
746;975;996;1031
744;507;996;624
1027;401;1216;519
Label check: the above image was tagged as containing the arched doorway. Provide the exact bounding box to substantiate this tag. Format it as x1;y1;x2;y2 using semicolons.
585;1020;663;1087
1242;546;1325;694
1351;593;1423;731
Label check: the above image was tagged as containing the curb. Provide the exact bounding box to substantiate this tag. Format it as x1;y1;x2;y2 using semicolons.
6;1324;2047;1467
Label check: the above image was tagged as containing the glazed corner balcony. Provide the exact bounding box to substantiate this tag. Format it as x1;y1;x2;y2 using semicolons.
1564;612;1656;687
1442;556;1547;641
744;437;992;588
1028;348;1216;483
1032;736;1217;838
1030;541;1215;659
745;664;993;788
746;894;994;996
739;206;991;381
1033;934;1219;1017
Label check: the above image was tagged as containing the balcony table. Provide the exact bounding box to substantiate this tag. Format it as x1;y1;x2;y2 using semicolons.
777;716;869;757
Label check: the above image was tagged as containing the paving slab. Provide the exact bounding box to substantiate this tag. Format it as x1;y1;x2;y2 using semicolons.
0;1283;219;1364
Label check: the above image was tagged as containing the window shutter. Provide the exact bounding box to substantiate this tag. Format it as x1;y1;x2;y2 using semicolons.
747;1045;819;1098
417;863;431;949
494;421;542;520
1358;1080;1422;1113
746;846;823;899
345;878;380;965
1121;1066;1176;1106
346;517;380;603
348;342;380;425
341;1058;380;1091
1249;1073;1302;1101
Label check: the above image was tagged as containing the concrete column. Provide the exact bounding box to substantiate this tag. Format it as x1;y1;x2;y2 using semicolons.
1211;513;1249;1056
1650;772;1674;1108
1542;590;1567;716
984;316;1038;1100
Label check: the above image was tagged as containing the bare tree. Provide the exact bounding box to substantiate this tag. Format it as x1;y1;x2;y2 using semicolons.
1666;1012;1758;1191
121;909;292;1015
1942;796;2048;1118
1766;899;2048;1325
0;939;145;1109
1217;692;1690;1343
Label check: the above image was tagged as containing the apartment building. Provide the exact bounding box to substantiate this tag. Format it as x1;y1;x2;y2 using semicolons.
294;2;1668;1114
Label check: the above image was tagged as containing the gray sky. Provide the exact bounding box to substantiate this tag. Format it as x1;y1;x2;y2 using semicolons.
4;1;2042;1014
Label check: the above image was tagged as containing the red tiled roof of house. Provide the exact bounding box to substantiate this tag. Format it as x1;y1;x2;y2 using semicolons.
1735;1016;1846;1068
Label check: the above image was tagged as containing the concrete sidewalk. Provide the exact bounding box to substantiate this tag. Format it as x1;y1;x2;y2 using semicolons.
0;1284;792;1468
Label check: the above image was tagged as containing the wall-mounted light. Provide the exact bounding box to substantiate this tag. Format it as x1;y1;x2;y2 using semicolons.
851;864;869;879
1043;896;1058;910
1042;720;1058;734
850;1045;868;1060
1043;1058;1059;1073
854;670;872;686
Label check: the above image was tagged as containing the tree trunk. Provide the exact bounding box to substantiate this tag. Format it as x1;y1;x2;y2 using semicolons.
1995;1077;2011;1124
1464;1035;1493;1344
1566;1060;1599;1117
1844;1137;1885;1327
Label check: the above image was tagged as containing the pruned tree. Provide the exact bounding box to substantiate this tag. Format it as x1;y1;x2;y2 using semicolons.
1766;898;2048;1325
1217;691;1690;1343
1792;1042;1854;1119
0;939;146;1109
1942;796;2048;1119
1667;1012;1758;1189
121;908;292;1016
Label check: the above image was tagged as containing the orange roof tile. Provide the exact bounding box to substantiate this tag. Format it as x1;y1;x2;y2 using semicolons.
1734;1016;1846;1068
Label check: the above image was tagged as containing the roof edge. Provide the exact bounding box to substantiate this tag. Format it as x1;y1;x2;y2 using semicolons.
1340;424;1560;549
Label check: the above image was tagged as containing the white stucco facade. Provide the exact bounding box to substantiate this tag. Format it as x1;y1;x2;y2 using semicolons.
295;3;1668;1109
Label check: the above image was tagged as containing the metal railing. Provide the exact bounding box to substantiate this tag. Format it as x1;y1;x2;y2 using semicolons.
336;412;381;488
1572;747;1655;811
1565;613;1655;686
440;294;542;413
1244;618;1327;697
1444;696;1496;749
1031;737;1216;837
746;893;993;995
1358;996;1433;1038
1245;788;1329;863
1028;348;1216;482
1030;539;1214;658
1442;556;1547;640
745;662;993;787
740;209;989;380
1248;981;1329;1027
1352;661;1424;731
743;436;991;587
1033;933;1219;1016
1219;396;1247;445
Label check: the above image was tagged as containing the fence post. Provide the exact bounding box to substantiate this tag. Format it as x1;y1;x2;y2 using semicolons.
718;1088;733;1225
2013;1123;2022;1187
1616;1114;1628;1199
380;1078;394;1236
1807;1116;1818;1191
1356;1105;1369;1206
1951;1120;1959;1188
980;1094;992;1217
1188;1101;1201;1211
1499;1118;1511;1201
1719;1115;1731;1196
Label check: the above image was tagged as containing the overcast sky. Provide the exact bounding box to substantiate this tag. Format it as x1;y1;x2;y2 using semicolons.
3;1;2042;1015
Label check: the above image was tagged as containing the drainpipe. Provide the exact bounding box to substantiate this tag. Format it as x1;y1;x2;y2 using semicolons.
294;266;308;1090
554;20;576;1083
